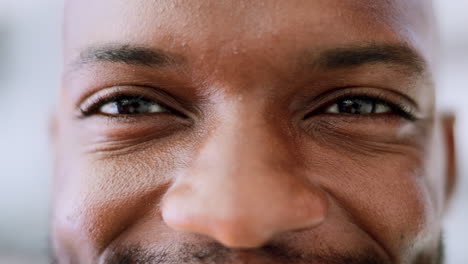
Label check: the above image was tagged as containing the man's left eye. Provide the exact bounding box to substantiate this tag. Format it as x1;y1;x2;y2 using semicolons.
99;96;170;115
325;97;391;115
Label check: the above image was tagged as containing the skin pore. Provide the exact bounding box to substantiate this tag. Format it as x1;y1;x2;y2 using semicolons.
52;0;456;263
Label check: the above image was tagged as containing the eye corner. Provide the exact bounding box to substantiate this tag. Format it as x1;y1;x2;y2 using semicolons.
77;105;96;119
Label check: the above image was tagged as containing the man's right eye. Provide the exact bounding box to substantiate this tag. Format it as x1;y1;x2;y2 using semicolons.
98;96;170;116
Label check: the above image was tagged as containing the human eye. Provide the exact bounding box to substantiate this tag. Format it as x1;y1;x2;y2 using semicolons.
301;89;422;151
325;96;413;117
75;86;193;145
78;87;183;118
311;93;418;121
96;95;169;116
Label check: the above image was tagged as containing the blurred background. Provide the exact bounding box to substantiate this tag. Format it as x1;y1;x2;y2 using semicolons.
0;0;466;263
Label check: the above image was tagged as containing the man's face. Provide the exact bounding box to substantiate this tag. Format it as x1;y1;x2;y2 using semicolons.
53;0;456;263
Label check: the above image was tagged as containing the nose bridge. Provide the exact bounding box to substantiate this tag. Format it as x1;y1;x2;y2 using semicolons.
162;102;327;248
217;104;291;176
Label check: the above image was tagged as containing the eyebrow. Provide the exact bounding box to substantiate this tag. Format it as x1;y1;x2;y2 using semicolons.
316;44;426;74
72;43;426;75
73;44;181;69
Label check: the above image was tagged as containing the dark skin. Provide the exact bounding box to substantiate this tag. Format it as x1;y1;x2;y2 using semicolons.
52;0;457;263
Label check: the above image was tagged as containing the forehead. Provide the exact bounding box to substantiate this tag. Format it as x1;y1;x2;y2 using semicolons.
64;0;434;62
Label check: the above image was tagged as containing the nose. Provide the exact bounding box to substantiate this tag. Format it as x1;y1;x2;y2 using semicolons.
161;112;327;248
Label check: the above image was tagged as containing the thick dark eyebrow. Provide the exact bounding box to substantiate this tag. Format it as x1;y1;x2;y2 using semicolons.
316;44;426;74
73;44;181;69
72;44;425;75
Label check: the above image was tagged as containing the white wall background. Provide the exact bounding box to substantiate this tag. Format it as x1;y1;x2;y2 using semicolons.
0;1;466;263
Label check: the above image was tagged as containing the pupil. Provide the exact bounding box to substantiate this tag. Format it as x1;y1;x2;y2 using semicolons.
117;98;150;114
338;98;375;114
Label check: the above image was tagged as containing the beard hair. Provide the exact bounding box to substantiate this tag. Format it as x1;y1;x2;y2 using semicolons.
51;235;445;264
103;242;386;264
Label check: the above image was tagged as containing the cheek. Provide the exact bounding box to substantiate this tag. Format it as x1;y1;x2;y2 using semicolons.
304;141;437;257
357;159;434;241
52;135;190;257
298;115;438;249
366;158;437;258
